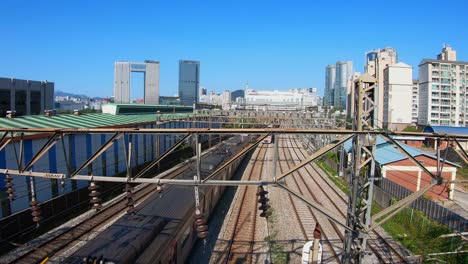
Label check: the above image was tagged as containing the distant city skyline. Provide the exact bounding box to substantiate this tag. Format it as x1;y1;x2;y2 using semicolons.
1;1;467;98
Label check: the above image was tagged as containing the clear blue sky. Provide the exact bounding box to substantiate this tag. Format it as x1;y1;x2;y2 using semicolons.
1;0;467;98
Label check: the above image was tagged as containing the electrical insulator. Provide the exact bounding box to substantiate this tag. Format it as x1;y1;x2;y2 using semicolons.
5;173;15;201
257;186;272;218
30;199;42;226
156;184;163;193
193;210;209;239
124;184;135;214
88;181;102;210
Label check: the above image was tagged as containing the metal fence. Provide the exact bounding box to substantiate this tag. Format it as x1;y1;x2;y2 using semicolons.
374;178;467;232
321;157;467;232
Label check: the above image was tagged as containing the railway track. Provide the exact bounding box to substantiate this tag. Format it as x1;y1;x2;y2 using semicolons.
220;144;268;264
288;135;411;263
278;136;343;263
5;164;190;264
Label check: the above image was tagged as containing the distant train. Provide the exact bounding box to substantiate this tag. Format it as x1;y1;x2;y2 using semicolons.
66;135;254;264
262;134;274;144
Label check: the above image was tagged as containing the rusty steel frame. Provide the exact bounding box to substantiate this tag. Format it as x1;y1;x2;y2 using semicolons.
0;127;467;139
0;125;464;263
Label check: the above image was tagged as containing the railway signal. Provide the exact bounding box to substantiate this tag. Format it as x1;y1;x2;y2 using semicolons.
5;173;16;201
257;186;271;218
88;181;102;210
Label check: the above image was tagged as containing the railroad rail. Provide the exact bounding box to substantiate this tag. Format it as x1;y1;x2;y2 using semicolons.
217;144;268;263
3;165;190;264
288;135;411;263
278;136;343;263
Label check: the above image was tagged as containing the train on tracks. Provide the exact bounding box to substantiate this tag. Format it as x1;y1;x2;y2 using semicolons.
66;135;254;264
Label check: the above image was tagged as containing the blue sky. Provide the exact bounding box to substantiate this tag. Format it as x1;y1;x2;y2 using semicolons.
1;0;467;98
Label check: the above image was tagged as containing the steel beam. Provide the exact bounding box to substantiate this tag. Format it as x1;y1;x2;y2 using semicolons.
382;134;439;182
276;134;354;182
0;127;467;139
4;169;66;180
72;175;279;186
71;133;122;177
133;134;191;179
452;137;467;160
22;133;62;172
202;134;268;183
368;182;437;232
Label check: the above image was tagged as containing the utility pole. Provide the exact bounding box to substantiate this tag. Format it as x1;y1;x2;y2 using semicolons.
342;74;378;263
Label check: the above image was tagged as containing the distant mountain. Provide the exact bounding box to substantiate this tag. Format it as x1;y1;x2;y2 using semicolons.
54;90;105;100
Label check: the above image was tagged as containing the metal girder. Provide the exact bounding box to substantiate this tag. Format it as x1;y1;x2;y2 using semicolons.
22;133;62;173
368;182;437;232
382;134;440;182
0;127;467;139
4;169;66;180
133;134;191;179
452;137;468;160
71;133;122;177
72;174;278;186
277;183;352;232
202;134;268;183
342;75;378;264
0;137;12;153
276;134;354;182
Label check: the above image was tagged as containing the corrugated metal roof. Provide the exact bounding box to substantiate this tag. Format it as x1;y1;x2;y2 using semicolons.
344;136;459;167
423;125;468;135
0;113;192;129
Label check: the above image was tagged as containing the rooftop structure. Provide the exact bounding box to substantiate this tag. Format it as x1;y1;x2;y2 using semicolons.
101;103;192;115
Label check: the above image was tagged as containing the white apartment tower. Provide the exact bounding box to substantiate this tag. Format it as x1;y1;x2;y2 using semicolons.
382;62;413;130
411;80;419;125
365;47;398;128
418;46;467;127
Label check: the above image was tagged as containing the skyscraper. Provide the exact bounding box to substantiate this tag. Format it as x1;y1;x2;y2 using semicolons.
178;60;200;106
334;61;353;109
365;47;398;128
113;60;160;104
324;65;336;106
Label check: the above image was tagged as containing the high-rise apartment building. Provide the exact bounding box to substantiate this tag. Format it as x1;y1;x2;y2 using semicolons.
324;65;336;106
114;60;160;104
334;61;353;109
178;60;200;106
382;62;413;130
411;80;419;125
418;46;467;127
365;47;398;128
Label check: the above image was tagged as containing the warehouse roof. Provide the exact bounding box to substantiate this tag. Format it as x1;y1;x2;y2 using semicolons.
0;113;192;129
423;125;468;136
344;136;459;167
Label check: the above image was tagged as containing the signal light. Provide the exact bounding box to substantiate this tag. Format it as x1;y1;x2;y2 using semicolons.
257;186;272;218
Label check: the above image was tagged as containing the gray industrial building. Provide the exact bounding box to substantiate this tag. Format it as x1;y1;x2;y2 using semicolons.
178;60;200;106
0;77;54;116
113;60;160;104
